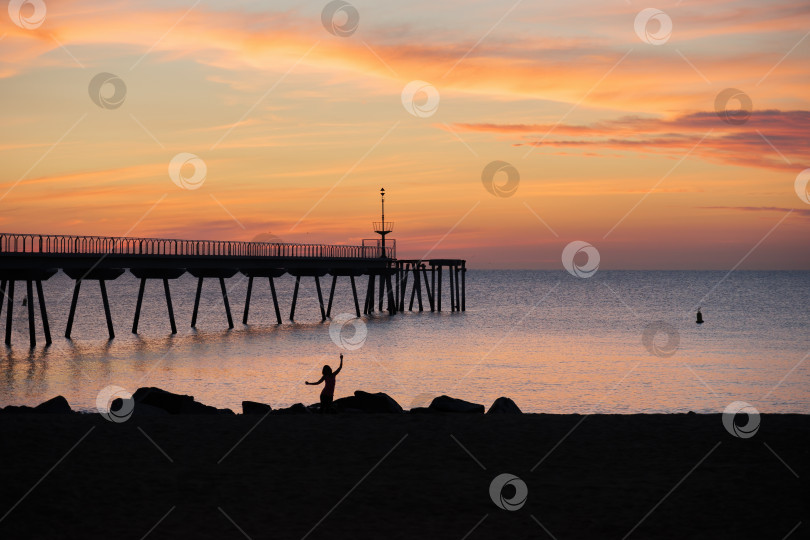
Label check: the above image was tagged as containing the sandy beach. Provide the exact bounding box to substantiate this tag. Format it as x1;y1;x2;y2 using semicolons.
0;411;806;539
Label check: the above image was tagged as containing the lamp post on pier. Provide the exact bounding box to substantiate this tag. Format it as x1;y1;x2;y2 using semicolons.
373;187;393;258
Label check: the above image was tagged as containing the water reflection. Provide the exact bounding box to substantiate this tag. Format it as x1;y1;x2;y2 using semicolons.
1;271;809;414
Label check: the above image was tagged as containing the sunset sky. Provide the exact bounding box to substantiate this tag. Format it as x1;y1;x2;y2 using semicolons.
1;0;808;269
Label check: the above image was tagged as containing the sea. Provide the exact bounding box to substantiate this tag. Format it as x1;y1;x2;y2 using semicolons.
1;270;808;414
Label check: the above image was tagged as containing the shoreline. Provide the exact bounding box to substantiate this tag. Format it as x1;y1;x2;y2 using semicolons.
3;390;809;416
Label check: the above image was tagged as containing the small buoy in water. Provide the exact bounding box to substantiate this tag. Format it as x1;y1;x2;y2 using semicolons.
21;296;27;307
696;308;704;324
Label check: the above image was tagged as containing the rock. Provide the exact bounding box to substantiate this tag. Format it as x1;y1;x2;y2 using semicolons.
273;403;310;415
335;391;403;413
0;405;36;414
341;407;364;414
133;402;169;417
133;387;232;415
133;387;194;414
184;401;233;415
242;401;272;415
408;407;433;414
34;395;73;414
332;395;356;411
355;391;403;413
428;395;485;414
487;397;522;415
97;398;163;420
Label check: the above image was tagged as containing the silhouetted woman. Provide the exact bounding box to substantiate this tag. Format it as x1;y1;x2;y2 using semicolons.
306;354;343;413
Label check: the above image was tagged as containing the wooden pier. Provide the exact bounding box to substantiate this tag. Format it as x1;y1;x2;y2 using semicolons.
0;233;466;347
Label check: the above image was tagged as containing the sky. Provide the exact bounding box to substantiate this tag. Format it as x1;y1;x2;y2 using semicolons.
0;0;808;269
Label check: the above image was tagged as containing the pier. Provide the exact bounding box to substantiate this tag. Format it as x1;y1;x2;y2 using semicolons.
0;233;466;347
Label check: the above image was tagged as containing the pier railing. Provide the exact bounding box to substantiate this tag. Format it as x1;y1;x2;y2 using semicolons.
0;233;395;259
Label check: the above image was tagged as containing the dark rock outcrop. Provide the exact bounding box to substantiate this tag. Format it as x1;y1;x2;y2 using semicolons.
133;387;192;413
428;395;485;414
1;395;73;415
334;391;403;413
102;397;165;418
273;403;310;415
34;396;73;414
132;402;169;417
35;395;73;414
487;397;522;415
133;387;233;415
242;401;272;415
0;405;36;414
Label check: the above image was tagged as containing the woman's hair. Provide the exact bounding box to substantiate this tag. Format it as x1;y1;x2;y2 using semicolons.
322;365;333;376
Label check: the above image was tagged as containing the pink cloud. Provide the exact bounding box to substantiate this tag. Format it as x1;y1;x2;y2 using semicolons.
447;110;810;170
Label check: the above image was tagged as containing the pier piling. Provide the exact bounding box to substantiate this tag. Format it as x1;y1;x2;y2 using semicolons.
349;275;361;317
35;280;51;345
132;278;146;333
191;277;203;328
326;275;337;318
315;276;326;322
423;265;434;311
269;277;282;324
99;280;114;339
461;262;466;311
63;268;124;340
131;270;183;334
449;264;456;312
242;276;254;325
4;280;14;345
26;280;35;346
1;277;54;347
163;278;177;334
290;275;301;321
188;270;237;329
385;273;396;315
219;277;234;329
65;279;80;339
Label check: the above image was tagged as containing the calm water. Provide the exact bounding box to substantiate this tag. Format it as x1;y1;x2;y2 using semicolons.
1;270;808;414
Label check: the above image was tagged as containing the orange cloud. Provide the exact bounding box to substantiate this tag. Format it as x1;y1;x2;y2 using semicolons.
2;0;807;114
